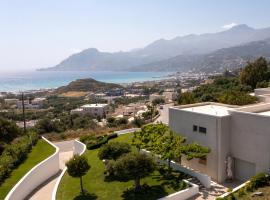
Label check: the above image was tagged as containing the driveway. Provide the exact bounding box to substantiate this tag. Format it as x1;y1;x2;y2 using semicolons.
154;103;174;125
28;140;74;200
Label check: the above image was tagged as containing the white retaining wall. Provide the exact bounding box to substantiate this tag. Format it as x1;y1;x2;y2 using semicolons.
5;137;59;200
52;139;86;200
158;180;199;200
114;128;141;135
141;149;211;188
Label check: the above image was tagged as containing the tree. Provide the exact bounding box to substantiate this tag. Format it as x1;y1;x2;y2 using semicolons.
152;98;165;106
98;142;131;160
240;57;269;89
177;92;196;105
155;130;186;171
182;143;211;160
111;153;156;191
66;155;90;195
0;117;22;143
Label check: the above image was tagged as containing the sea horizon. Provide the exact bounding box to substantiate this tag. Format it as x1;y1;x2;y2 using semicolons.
0;70;171;92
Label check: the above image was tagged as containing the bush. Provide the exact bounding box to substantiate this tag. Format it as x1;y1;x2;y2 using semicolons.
98;142;131;160
247;172;268;190
0;132;39;184
80;133;118;150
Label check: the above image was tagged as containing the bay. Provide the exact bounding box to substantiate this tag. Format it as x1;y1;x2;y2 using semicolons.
0;70;170;92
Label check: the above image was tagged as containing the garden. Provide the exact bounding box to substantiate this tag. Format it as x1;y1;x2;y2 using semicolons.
57;124;210;200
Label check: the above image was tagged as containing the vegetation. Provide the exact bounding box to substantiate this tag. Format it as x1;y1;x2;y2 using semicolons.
57;134;189;200
240;57;270;89
133;124;210;170
0;132;39;184
107;117;128;128
98;142;131;160
0;139;55;199
80;133;118;150
152;98;165;106
66;155;90;195
177;57;270;106
56;78;123;94
109;153;156;191
218;173;269;200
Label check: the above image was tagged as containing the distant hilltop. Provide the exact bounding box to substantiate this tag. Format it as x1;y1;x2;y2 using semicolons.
39;24;270;73
55;78;123;94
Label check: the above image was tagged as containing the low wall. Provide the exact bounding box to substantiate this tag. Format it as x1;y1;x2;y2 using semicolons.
52;139;86;200
114;128;141;135
158;180;199;200
218;180;249;198
5;137;59;200
141;149;211;188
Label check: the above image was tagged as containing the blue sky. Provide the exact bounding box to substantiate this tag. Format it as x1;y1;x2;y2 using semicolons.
0;0;270;71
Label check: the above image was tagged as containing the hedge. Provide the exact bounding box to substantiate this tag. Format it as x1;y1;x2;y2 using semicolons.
0;132;39;184
80;133;118;150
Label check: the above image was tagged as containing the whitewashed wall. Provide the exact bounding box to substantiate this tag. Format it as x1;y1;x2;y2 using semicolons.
52;139;86;200
5;137;59;200
158;180;199;200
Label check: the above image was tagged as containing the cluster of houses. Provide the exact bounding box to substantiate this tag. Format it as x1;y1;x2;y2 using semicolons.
4;98;46;109
169;87;270;183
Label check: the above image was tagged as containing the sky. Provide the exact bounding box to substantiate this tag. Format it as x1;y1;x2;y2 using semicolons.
1;0;270;71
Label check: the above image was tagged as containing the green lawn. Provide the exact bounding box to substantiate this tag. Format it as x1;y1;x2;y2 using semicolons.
0;139;55;199
57;133;189;200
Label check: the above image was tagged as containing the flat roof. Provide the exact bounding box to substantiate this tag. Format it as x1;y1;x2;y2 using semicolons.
181;104;233;116
81;104;108;108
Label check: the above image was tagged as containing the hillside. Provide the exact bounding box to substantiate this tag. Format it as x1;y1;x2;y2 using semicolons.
56;78;123;94
40;24;270;72
133;38;270;72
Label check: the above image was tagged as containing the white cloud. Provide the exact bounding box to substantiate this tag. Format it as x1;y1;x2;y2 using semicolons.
222;22;238;29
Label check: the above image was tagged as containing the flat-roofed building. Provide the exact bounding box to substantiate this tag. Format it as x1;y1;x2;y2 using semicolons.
169;101;270;183
71;103;109;118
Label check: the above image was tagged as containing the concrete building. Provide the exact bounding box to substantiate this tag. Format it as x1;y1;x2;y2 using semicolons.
17;98;46;109
71;104;109;118
169;102;270;183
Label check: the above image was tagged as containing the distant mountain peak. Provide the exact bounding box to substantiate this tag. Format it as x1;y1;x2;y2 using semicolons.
228;24;254;31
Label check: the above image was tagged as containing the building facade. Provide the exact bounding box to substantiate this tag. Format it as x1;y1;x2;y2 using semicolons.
169;102;270;183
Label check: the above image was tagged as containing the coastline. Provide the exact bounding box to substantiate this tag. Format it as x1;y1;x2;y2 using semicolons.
0;70;172;93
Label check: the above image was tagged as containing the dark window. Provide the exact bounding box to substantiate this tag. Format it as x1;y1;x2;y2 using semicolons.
193;125;197;132
199;127;207;134
199;157;207;165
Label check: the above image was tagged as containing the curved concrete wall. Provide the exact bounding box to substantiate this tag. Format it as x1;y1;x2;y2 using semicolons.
52;139;86;200
158;180;199;200
5;137;59;200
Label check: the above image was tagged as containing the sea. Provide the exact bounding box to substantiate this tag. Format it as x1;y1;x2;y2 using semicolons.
0;70;171;92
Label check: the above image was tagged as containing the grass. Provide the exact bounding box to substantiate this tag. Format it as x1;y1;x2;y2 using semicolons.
0;139;55;199
57;133;189;200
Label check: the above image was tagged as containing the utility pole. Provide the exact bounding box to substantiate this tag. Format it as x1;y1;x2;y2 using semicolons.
21;92;26;133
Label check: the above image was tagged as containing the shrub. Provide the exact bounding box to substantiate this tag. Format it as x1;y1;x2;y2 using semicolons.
247;172;268;190
107;133;118;140
81;133;118;150
98;142;131;160
0;132;39;184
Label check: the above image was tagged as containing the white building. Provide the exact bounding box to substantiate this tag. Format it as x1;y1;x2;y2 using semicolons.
71;104;109;118
17;98;46;109
169;101;270;183
4;98;19;105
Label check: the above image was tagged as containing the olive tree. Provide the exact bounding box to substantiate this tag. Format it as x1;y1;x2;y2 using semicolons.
66;155;90;195
110;153;156;191
98;142;131;160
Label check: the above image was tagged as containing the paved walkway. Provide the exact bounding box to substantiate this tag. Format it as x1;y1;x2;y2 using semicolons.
154;103;174;124
28;141;74;200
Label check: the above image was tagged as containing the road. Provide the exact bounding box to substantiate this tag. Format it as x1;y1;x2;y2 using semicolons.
154;103;174;125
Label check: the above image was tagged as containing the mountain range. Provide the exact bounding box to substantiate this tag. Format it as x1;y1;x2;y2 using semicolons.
40;24;270;72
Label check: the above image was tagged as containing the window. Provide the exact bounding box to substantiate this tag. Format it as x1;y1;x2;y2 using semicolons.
199;127;207;134
199;157;207;165
193;125;198;132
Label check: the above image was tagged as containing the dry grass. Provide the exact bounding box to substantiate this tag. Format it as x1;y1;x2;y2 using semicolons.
237;185;270;200
59;91;88;98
